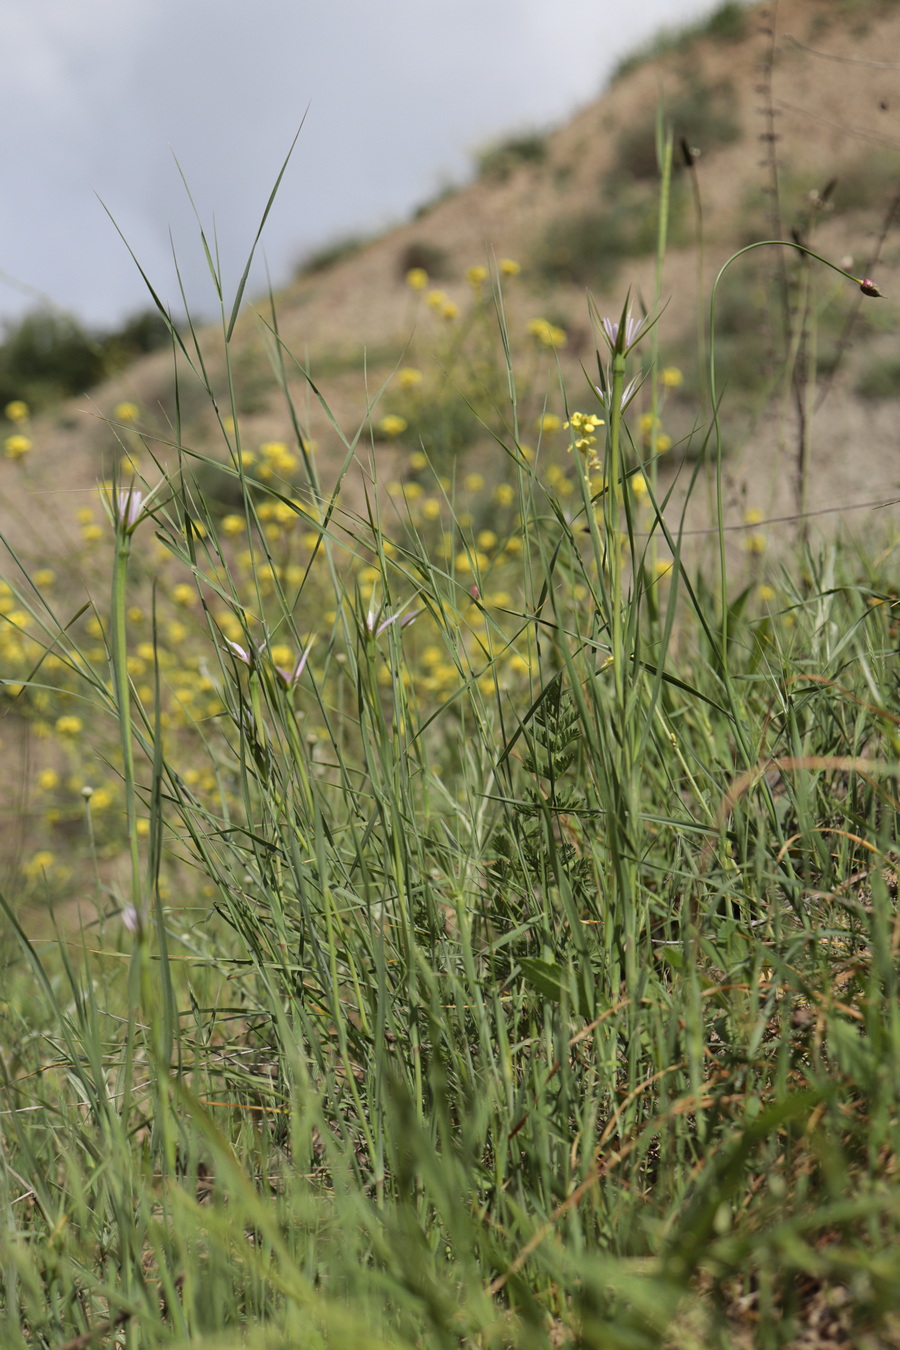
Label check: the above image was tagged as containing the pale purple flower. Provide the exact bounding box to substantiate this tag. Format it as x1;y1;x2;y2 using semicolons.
225;639;253;666
364;600;421;638
601;310;650;356
116;488;144;531
593;373;644;416
225;635;314;688
122;904;145;934
275;641;314;688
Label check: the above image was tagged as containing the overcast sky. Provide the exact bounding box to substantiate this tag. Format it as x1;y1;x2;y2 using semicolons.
1;0;718;331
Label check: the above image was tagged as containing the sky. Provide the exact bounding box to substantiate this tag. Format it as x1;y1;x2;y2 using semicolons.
0;0;718;332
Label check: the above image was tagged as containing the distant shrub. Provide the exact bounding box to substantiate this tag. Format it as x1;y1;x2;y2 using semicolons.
298;235;366;276
830;150;900;214
611;1;749;82
100;308;173;372
0;310;105;409
856;356;900;399
398;241;450;282
476;132;548;183
538;213;631;289
704;2;748;43
537;183;687;286
614;79;741;181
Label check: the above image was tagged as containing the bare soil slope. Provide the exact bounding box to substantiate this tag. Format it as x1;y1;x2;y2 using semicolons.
3;0;899;572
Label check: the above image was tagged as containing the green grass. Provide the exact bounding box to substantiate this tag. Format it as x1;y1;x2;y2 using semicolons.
2;150;900;1350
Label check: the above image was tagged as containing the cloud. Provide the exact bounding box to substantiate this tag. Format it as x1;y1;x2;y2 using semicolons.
0;0;716;329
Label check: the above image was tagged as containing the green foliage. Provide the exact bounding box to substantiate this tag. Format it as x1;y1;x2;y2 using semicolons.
476;130;548;182
0;305;175;410
0;308;105;408
101;306;173;368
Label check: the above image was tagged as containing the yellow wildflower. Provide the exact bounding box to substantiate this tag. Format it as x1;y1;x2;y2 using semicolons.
114;401;140;422
23;851;55;880
466;265;488;289
5;434;31;460
379;415;408;438
398;367;423;389
171;584;195;607
4;400;29;422
661;367;683;388
406;268;429;291
527;318;567;348
499;258;521;276
55;715;83;737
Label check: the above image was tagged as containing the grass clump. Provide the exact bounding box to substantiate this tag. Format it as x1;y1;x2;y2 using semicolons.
1;152;900;1350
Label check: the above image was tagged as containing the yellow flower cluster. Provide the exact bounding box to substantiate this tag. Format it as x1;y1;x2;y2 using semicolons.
564;411;604;472
527;318;567;349
425;290;459;321
257;440;298;480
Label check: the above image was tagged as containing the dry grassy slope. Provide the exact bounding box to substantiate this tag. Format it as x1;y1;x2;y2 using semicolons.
5;0;899;573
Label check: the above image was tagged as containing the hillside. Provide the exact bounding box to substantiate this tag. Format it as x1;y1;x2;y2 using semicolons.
2;0;899;569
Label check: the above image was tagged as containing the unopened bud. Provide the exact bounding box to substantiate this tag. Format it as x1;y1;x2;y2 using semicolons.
859;277;883;297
